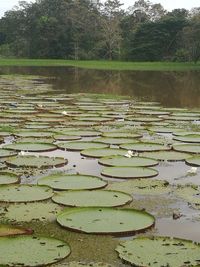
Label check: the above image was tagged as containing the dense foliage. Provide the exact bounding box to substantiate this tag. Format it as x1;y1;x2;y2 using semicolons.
0;0;199;62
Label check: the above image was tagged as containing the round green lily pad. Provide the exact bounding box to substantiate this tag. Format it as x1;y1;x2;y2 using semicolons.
16;137;54;143
58;141;108;151
54;135;82;141
1;202;63;222
57;207;155;235
0;185;53;202
99;156;158;167
102;132;141;138
81;148;127;158
0;172;19;185
0;235;70;266
107;179;170;195
148;127;183;133
120;142;170;152
126;116;162;122
52;190;132;207
59;262;114;267
173;134;200;143
37;174;107;190
186;156;200;166
6;155;67;169
141;151;191;161
101;166;158;179
94;137;139;145
175;185;200;205
57;130;101;137
116;236;200;267
0;149;18;158
0;225;33;237
4;142;57;152
14;131;54;138
173;144;200;154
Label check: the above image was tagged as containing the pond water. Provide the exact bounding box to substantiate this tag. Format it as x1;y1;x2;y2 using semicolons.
1;66;200;108
0;67;199;267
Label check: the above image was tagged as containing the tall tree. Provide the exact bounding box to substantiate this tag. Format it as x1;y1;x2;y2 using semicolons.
98;0;124;60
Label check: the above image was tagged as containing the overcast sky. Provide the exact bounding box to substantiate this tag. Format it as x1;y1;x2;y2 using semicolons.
0;0;200;17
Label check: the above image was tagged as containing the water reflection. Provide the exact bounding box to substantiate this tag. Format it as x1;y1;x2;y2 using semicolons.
0;66;199;108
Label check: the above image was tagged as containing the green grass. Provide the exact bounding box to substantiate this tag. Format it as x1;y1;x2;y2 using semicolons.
0;59;200;71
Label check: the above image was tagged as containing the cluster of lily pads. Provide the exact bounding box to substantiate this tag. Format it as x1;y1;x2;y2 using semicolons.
0;75;199;266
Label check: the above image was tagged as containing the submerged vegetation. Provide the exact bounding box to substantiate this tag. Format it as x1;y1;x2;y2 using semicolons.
0;74;199;266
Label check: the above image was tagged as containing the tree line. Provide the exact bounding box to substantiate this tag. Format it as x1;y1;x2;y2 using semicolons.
0;0;199;62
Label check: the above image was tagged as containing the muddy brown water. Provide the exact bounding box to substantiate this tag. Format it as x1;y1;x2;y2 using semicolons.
0;67;200;266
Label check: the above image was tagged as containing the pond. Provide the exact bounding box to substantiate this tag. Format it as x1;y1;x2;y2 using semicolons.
0;67;199;267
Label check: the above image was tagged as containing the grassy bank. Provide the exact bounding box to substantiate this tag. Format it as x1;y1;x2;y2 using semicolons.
0;59;200;71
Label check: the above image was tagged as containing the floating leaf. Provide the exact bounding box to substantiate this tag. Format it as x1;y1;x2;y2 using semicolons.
141;151;191;161
173;144;200;154
52;190;132;207
120;142;171;152
0;172;19;185
58;141;108;151
0;184;53;202
116;236;200;267
57;207;155;235
4;142;57;152
0;236;70;266
1;202;63;222
6;155;67;169
38;174;107;190
99;156;158;167
81;148;127;158
107;179;170;195
101;166;158;179
186;156;200;166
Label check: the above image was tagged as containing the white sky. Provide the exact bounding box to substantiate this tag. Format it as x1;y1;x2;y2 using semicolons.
0;0;200;17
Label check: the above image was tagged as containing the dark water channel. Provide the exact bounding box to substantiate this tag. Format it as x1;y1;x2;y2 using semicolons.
0;66;200;108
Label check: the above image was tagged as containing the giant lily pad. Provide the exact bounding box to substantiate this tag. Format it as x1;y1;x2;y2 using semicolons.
14;131;54;138
116;236;200;267
173;134;200;143
98;156;158;167
0;172;19;185
120;142;170;152
60;262;114;267
102;132;142;138
107;179;170;195
0;184;53;202
6;155;67;169
186;156;200;166
52;190;132;207
0;235;70;266
141;151;191;161
81;148;127;158
37;174;107;190
58;141;108;151
1;202;63;222
175;185;200;205
4;142;57;152
101;166;158;179
94;137;139;145
57;130;101;137
0;225;33;237
0;149;18;158
57;207;155;235
173;144;200;154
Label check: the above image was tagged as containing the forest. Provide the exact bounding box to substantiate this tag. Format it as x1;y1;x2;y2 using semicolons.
0;0;199;62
